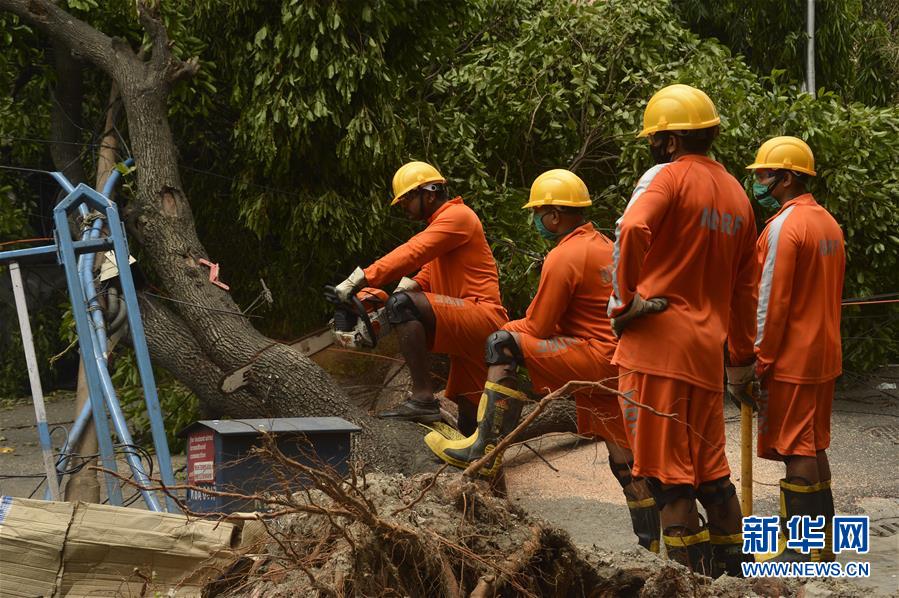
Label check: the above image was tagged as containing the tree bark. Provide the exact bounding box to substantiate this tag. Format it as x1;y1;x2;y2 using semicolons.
49;43;86;187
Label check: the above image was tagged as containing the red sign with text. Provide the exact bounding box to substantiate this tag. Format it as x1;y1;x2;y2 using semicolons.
187;431;215;483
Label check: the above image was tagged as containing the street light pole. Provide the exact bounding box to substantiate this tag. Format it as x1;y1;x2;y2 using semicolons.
807;0;816;97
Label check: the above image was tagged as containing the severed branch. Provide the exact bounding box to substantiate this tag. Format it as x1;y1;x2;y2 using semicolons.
93;465;353;521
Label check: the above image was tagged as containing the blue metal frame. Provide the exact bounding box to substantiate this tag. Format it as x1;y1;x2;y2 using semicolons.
51;200;124;505
0;164;178;512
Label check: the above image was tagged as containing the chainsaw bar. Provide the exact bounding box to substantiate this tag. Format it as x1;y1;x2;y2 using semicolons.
219;328;334;394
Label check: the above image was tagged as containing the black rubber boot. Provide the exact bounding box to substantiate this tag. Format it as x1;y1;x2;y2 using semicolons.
760;478;823;562
378;397;441;423
663;526;712;576
608;458;661;552
814;479;836;562
627;497;661;553
424;381;526;475
710;532;751;577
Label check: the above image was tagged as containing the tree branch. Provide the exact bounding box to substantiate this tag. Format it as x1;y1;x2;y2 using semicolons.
136;0;199;83
0;0;124;76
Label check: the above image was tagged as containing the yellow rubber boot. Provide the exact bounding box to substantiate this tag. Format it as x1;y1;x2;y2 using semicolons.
424;381;527;476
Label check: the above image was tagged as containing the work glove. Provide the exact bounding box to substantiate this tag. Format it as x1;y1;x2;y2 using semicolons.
726;363;760;411
395;276;420;293
611;293;668;337
334;267;367;303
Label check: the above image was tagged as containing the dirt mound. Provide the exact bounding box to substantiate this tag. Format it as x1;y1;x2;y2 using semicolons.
204;470;863;597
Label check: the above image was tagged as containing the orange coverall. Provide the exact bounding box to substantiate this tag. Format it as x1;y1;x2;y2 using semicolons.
363;197;508;404
609;155;758;486
755;193;845;460
503;223;627;445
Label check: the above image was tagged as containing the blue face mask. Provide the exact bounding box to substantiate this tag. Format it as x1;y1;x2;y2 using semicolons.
752;174;783;210
533;212;561;240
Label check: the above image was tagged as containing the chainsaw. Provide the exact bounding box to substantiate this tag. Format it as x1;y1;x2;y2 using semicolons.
220;286;390;394
324;286;390;350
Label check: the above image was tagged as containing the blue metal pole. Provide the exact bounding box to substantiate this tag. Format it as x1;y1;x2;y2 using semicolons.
52;204;123;506
49;171;75;194
59;401;91;461
104;203;179;512
87;338;161;510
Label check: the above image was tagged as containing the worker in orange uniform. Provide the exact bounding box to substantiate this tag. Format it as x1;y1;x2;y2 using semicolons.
426;169;660;552
335;161;508;433
748;137;845;563
609;84;759;577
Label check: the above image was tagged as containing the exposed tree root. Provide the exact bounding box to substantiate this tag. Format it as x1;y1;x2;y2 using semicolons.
186;440;864;598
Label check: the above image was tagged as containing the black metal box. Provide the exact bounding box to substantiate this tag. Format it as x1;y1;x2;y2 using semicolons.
178;417;360;513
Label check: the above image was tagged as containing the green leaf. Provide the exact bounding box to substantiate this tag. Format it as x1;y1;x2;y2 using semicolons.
254;26;267;47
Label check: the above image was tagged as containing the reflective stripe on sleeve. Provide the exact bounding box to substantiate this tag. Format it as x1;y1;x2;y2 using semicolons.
609;163;671;315
755;205;795;347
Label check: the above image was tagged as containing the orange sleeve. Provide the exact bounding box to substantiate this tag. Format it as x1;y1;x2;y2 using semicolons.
363;211;472;287
504;246;578;338
609;165;675;317
727;220;759;365
755;220;798;370
413;262;433;292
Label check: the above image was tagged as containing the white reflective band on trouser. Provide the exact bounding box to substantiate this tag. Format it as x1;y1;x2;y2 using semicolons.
609;163;671;316
755;205;795;347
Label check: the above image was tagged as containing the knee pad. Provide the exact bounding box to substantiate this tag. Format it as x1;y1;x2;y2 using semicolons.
608;456;635;489
484;330;524;367
386;292;421;325
696;477;737;509
646;478;695;510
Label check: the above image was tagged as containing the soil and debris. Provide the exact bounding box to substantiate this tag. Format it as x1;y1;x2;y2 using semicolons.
205;471;866;597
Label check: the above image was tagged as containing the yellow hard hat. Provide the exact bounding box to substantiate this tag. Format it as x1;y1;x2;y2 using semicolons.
522;169;591;209
638;84;720;138
391;161;446;205
746;136;816;176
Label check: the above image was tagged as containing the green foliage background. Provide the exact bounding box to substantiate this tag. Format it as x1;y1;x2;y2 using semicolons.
1;0;897;429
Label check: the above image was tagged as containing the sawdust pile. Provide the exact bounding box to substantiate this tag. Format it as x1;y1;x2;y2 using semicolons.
203;471;862;597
